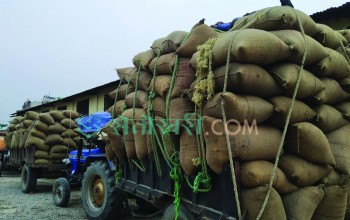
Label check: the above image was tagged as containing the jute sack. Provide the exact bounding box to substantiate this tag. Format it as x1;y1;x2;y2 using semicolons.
231;6;318;36
344;179;350;219
268;63;325;99
106;129;127;162
321;169;349;186
50;145;69;153
180;130;199;176
129;70;152;91
132;49;155;71
34;159;50;164
279;154;332;186
125;91;148;108
61;118;78;129
339;77;350;93
34;150;49;159
19;129;28;149
338;30;350;43
25;136;50;151
336;102;350;120
203;116;282;174
149;75;171;98
49;153;67;159
212;29;290;67
169;97;194;128
48;123;67;134
50;111;66;122
326;124;350;175
116;67;135;82
121;108;148;125
240;160;297;194
22;120;34;129
271;30;328;65
39;113;55;125
312;186;347;220
335;31;349;46
149;52;177;75
132;108;149;160
307;48;350;80
124;125;136;159
213;63;282;98
170;59;196;99
285;122;335;166
313;105;348;133
143;97;166;118
105;144;116;160
283;186;324;220
45;134;64;146
62;110;80;119
9;116;24;124
268;96;316;129
189;51;199;70
24;111;39;120
109;100;126;117
203;92;273;124
176;23;218;57
10;131;19;149
8;124;16;132
108;84;135;100
15;124;23;130
151;31;189;55
308;78;350;105
313;23;341;49
61;129;78;138
63;138;77;148
241;186;286;220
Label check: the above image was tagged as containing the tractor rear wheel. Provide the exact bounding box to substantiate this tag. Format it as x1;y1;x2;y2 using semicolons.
53;177;71;207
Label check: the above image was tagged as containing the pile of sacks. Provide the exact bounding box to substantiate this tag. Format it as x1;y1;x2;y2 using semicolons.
106;6;350;220
5;110;80;164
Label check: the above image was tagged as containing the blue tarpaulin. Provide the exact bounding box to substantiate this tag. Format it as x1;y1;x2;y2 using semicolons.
76;112;112;133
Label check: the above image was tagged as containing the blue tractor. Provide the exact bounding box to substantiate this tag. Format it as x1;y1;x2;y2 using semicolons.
52;112;126;219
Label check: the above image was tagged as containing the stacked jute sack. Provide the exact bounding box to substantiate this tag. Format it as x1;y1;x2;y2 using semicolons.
5;110;80;164
105;5;350;219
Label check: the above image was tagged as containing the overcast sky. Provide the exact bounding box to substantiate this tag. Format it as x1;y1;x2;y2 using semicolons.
0;0;348;125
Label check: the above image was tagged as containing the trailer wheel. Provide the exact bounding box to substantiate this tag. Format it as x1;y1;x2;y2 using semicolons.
21;164;37;193
81;161;124;220
53;178;71;207
163;203;195;220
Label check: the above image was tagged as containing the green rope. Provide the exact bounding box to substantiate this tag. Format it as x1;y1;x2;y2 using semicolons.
122;77;132;112
112;80;123;119
132;64;142;119
131;159;146;172
115;167;122;183
169;152;181;220
255;9;307;220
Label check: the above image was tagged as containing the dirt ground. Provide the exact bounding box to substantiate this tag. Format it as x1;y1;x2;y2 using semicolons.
0;171;162;220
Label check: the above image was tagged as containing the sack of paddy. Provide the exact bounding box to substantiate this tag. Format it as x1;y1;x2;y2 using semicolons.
34;159;50;164
307;48;350;80
61;129;78;138
106;128;127;162
38;112;55;125
108;84;135;100
267;63;325;99
131;108;150;160
48;123;67;134
312;186;347;220
10;131;19;149
241;185;286;220
213;63;282;98
338;29;350;43
45;134;64;146
149;52;177;75
15;123;23;130
50;145;69;154
285;122;335;165
203;116;282;174
344;179;350;219
339;77;350;92
203;92;273;124
271;30;328;65
169;97;195;127
129;70;152;91
307;78;350;105
105;144;116;160
180;130;199;176
313;23;342;49
8;124;16;132
335;31;349;46
170;59;196;99
326;124;350;175
132;49;155;71
19;129;28;148
231;6;318;36
49;153;67;159
125;90;148;108
108;100;126;117
116;67;135;82
9;116;24;125
62;110;80;119
63;138;77;148
61;118;78;129
212;29;291;67
279;154;332;187
123;125;136;159
151;30;189;55
50;110;66;122
22;120;34;129
25;135;49;151
313;104;348;133
335;102;350;120
283;186;324;220
176;23;218;58
240;160;297;194
143;96;166;118
24;111;39;121
321;169;349;186
34;150;49;159
268;96;316;129
149;75;171;98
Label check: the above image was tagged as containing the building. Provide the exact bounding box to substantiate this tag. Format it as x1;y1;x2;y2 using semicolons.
13;80;119;117
310;2;350;29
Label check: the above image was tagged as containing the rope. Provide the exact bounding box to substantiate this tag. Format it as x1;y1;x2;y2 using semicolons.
337;35;350;64
122;76;132;112
255;9;307;220
112;80;123;119
132;64;141;119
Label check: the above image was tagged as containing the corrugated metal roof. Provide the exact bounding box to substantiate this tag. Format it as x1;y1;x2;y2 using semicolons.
311;2;350;21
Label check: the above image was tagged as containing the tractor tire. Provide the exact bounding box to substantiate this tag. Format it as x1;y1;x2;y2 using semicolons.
81;161;124;220
0;161;2;177
21;164;37;193
53;177;71;207
162;203;195;220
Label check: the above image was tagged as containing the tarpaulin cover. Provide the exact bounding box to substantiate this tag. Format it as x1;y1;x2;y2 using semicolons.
76;112;112;133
